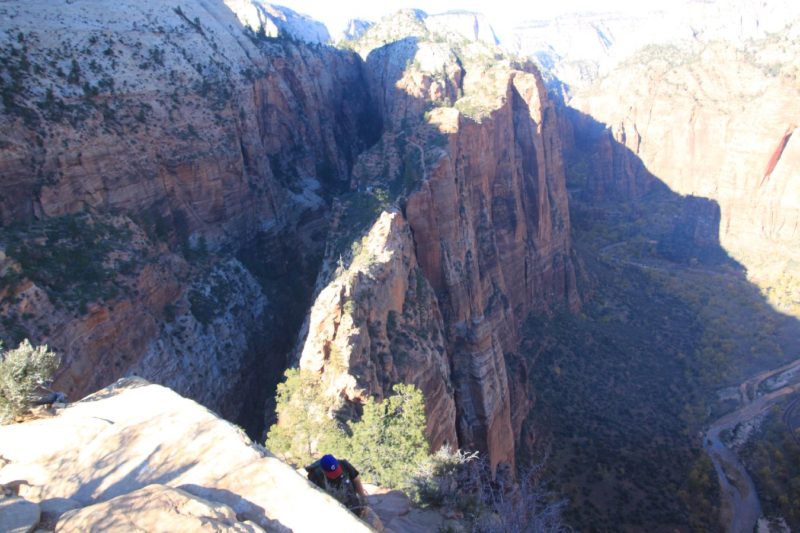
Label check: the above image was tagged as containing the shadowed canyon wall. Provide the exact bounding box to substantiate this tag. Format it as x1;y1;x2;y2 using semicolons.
567;38;800;315
0;0;376;426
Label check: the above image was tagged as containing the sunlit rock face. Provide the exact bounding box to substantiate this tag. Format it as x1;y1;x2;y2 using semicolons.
296;211;459;453
225;0;331;44
295;14;579;469
0;378;372;532
0;0;374;419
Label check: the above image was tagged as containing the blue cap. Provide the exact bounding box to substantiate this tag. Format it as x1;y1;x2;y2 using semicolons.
320;454;342;478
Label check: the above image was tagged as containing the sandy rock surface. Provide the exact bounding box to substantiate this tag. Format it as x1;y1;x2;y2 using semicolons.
0;378;373;532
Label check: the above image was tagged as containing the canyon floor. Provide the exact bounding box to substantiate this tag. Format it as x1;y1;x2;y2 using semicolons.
521;180;800;531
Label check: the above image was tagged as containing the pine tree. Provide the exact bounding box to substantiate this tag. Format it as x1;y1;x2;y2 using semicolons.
265;368;346;465
266;371;430;490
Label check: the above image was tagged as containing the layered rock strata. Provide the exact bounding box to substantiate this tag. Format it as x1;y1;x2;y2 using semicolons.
296;22;579;468
0;0;376;418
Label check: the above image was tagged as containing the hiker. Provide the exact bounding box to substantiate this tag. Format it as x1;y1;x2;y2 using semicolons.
305;454;384;530
306;454;367;512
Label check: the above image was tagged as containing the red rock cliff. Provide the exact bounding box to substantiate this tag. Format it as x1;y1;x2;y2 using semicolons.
0;0;375;421
296;25;579;469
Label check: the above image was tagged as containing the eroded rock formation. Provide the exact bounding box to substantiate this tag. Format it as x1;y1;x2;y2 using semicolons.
295;19;579;468
0;0;375;422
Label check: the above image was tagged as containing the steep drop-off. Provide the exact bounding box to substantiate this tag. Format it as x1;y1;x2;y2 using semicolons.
1;2;578;469
0;0;376;427
0;377;373;532
293;11;579;469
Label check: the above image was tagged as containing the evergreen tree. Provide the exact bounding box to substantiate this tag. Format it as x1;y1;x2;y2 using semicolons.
266;372;430;490
347;383;429;489
265;368;346;465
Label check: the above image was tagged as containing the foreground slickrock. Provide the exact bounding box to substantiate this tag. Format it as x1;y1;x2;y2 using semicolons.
56;485;264;532
0;378;373;532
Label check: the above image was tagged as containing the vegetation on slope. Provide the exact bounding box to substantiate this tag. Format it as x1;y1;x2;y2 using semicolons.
266;368;568;531
521;185;800;531
739;395;800;530
266;370;429;490
0;339;59;422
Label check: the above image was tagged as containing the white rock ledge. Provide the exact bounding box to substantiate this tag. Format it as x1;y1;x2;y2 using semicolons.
0;377;373;532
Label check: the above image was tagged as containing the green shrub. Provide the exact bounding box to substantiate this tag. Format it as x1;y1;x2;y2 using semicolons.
0;339;59;423
267;374;430;490
345;383;430;490
266;372;566;529
265;368;346;466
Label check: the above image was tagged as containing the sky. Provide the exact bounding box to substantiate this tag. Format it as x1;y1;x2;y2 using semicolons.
275;0;665;38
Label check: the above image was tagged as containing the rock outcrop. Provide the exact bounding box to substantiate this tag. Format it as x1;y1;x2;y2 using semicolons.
57;484;265;532
402;74;580;466
0;378;373;532
226;1;331;44
294;18;579;469
297;211;458;451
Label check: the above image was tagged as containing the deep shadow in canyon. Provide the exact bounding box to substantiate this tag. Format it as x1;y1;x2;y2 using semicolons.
513;105;800;531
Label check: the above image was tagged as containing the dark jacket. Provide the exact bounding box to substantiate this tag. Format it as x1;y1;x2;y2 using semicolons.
305;458;362;512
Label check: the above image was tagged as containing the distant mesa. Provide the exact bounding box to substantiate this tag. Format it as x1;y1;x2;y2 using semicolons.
339;8;499;47
425;11;499;45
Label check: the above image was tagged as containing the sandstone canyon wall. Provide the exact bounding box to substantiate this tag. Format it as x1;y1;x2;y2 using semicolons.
0;0;376;424
1;2;579;468
295;14;579;468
